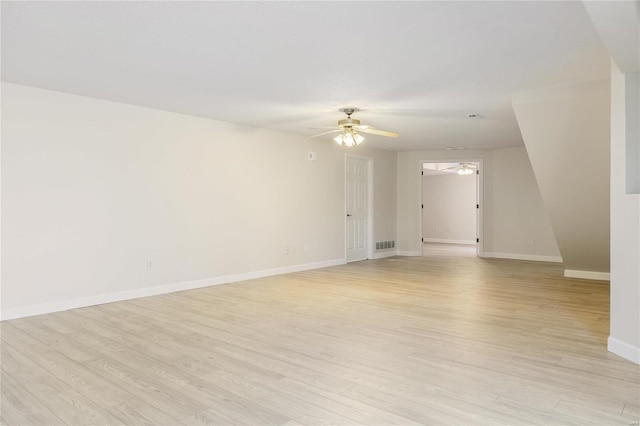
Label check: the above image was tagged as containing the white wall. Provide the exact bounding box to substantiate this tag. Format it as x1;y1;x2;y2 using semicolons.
609;62;640;364
582;0;639;366
422;174;476;243
1;83;396;319
366;150;397;248
397;147;561;261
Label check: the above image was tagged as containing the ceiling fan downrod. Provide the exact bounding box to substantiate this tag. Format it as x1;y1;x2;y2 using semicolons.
342;108;356;118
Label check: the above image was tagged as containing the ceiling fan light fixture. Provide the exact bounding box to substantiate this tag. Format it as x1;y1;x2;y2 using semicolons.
343;132;356;147
334;130;365;147
457;165;475;175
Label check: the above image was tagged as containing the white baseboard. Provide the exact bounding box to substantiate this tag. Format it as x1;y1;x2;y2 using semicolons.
370;250;398;259
484;252;563;263
608;336;640;364
423;238;476;245
1;258;346;321
397;250;421;256
564;269;610;281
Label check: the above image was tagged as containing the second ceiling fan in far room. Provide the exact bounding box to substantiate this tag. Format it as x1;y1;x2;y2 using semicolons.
442;162;478;175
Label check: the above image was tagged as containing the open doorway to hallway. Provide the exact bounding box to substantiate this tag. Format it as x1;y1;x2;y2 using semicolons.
421;161;482;258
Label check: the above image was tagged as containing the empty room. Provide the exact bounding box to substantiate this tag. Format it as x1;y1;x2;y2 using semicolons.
1;1;639;425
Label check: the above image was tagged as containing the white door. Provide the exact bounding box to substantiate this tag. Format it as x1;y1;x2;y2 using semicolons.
346;157;368;262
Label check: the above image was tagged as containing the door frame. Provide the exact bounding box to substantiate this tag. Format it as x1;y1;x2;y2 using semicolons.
419;159;484;257
345;154;374;261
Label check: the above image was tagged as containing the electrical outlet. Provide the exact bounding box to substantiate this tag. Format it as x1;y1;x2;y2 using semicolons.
146;260;153;270
285;247;290;255
532;239;537;245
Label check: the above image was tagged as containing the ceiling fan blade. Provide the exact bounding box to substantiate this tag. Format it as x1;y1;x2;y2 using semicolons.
440;163;477;170
308;126;341;130
362;128;399;138
307;129;342;138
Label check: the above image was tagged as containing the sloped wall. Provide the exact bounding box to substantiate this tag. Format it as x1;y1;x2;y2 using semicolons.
512;80;610;277
491;147;561;260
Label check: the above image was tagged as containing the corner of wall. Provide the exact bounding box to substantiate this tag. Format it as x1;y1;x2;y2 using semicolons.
608;336;640;364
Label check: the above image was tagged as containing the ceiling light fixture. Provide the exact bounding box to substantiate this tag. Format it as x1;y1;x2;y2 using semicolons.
334;129;364;147
457;163;475;175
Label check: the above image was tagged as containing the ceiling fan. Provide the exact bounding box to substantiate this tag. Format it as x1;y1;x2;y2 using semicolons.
308;108;399;147
442;162;478;175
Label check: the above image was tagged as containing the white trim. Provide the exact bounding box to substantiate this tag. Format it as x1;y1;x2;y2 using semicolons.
484;252;563;263
423;238;476;245
370;250;398;259
608;336;640;364
564;269;610;281
397;250;421;256
0;258;346;321
476;161;483;257
419;164;424;257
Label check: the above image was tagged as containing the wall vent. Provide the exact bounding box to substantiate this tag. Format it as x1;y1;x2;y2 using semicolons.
375;241;395;250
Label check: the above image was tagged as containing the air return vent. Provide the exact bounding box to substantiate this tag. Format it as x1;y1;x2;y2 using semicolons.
375;241;395;250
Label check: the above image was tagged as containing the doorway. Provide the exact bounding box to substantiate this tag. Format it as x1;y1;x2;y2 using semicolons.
346;156;373;262
420;160;483;257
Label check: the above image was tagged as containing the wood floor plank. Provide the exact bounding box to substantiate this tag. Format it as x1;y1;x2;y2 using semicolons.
0;372;63;426
623;402;640;420
488;397;579;425
267;377;422;425
14;376;125;425
553;399;633;425
205;370;363;425
2;249;638;425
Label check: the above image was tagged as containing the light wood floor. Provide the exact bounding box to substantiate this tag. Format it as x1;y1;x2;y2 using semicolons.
2;255;639;425
423;242;477;258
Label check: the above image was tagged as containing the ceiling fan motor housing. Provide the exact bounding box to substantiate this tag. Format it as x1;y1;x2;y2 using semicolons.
338;118;360;128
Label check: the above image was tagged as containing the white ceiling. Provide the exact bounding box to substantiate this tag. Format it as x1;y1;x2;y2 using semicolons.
1;1;610;151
